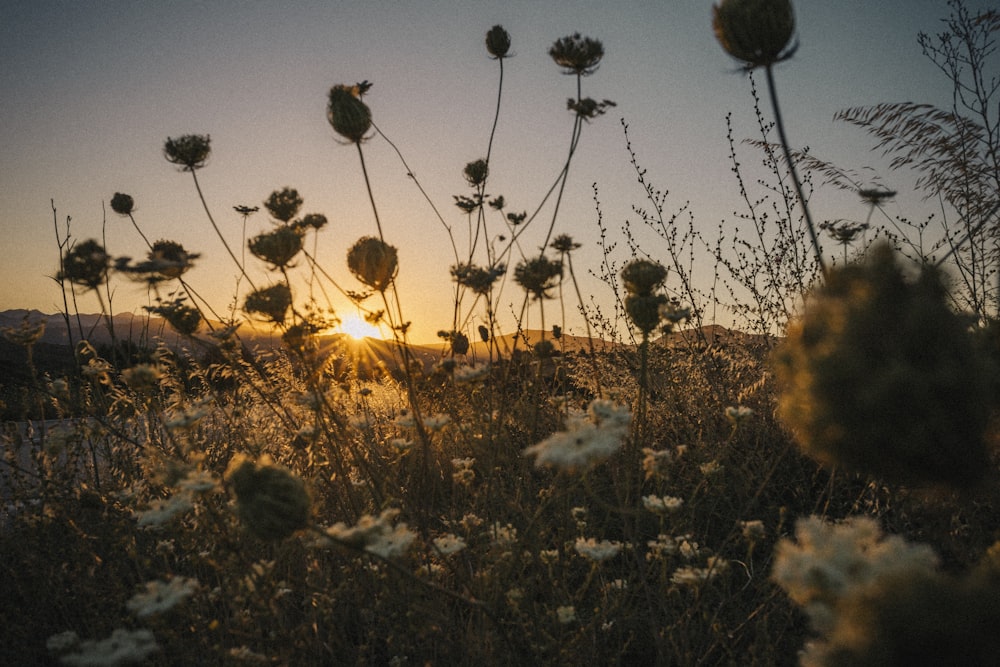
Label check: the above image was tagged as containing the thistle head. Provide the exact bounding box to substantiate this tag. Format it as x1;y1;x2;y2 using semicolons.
712;0;796;69
485;25;511;59
163;134;211;171
327;84;372;143
263;187;303;223
347;236;398;292
549;33;604;76
110;193;135;216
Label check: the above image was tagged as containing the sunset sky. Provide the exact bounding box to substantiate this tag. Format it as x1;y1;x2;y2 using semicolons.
0;1;985;343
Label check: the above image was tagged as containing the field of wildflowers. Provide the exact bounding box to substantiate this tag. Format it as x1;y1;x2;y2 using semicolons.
3;1;1000;664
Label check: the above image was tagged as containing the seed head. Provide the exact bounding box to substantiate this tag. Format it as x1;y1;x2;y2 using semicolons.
248;226;304;269
621;260;668;296
110;193;135;216
60;239;110;290
263;187;303;223
227;455;311;541
774;244;995;489
514;255;563;300
712;0;796;69
146;299;201;336
244;283;293;324
163;134;211;171
626;293;669;335
327;84;372;143
347;236;398;292
549;33;604;76
463;159;489;188
485;25;511;59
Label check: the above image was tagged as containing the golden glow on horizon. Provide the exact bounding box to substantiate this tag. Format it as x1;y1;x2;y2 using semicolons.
338;315;383;341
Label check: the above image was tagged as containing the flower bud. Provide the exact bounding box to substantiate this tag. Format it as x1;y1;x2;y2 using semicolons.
110;193;135;216
327;84;372;143
163;134;211;171
227;455;310;541
774;244;994;489
347;236;398;292
712;0;796;69
485;25;511;59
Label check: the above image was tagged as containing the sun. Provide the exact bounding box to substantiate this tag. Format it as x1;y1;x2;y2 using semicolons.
338;315;383;341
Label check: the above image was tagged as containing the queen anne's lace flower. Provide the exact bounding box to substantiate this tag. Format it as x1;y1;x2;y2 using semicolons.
126;577;199;618
574;537;622;562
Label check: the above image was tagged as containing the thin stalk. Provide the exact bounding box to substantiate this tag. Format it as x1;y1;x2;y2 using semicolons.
189;170;257;291
356;143;385;241
763;64;827;277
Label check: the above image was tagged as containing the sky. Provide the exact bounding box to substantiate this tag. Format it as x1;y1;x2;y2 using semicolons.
0;0;987;344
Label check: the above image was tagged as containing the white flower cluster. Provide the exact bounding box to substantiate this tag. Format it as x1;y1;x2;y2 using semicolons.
47;628;159;666
642;495;684;515
523;399;631;471
126;576;199;618
771;515;939;634
574;537;622;562
321;509;417;559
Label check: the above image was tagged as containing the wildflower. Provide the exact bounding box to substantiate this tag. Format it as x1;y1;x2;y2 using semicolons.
712;0;796;70
642;495;684;515
771;515;939;635
177;469;218;494
226;454;311;541
724;405;754;424
323;509;416;558
1;316;46;347
248;226;304;269
647;533;679;561
135;491;194;528
485;25;511;59
451;457;475;486
514;255;563;300
145;298;201;336
164;134;211;171
740;519;766;542
126;576;199;618
858;187;897;205
244;283;293;324
574;537;622;562
774;244;994;488
539;549;560;564
490;522;518;548
263;187;303;223
567;97;616;120
233;204;259;217
347;236;398;291
556;605;577;624
549;33;604;75
110;192;135;215
394;410;417;429
121;364;163;394
700;460;723;477
621;259;667;296
454;363;489;384
60;239;110;289
424;413;451;431
451;262;505;295
525;400;630;472
327;83;372;143
48;628;159;666
672;557;729;587
389;437;413;453
463;159;489;187
550;234;580;253
641;447;673;481
433;534;467;556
